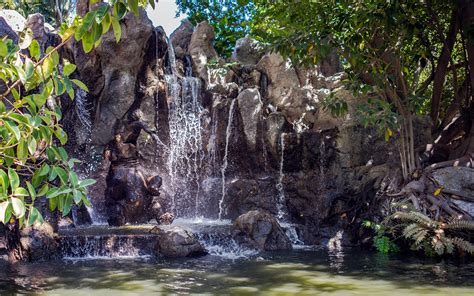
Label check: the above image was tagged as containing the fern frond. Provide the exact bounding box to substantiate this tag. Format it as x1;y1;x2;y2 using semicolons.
451;237;474;255
444;220;474;231
439;236;454;254
412;229;429;246
391;211;433;226
432;238;445;255
403;223;425;239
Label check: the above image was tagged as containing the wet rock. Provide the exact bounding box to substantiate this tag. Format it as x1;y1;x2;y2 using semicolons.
208;82;239;98
19;223;59;261
74;8;154;146
147;175;163;196
155;226;207;258
225;178;279;219
231;36;266;65
188;21;218;83
264;112;288;162
158;212;175;225
237;88;263;152
233;210;292;250
170;19;193;53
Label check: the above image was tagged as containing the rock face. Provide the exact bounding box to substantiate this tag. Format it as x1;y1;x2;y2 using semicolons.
237;88;263;152
155;226;207;258
0;9;25;32
233;210;292;250
232;36;266;65
432;167;474;217
188;21;218;83
170;19;193;55
75;8;154;146
0;16;19;43
19;223;59;261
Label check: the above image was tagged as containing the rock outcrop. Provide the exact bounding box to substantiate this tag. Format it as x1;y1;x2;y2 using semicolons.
233;210;292;250
155;226;207;258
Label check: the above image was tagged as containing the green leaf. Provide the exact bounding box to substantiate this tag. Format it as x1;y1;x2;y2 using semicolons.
54;167;69;184
111;16;122;43
73;189;82;204
13;187;29;197
0;169;9;194
26;182;36;202
82;30;95;53
49;196;57;211
63;61;77;76
75;11;97;41
41;56;54;79
28;137;37;155
69;171;79;187
0;201;12;224
28;207;43;226
78;179;96;188
0;40;8;57
39;163;51;176
54;127;68;145
71;79;89;92
129;0;139;16
63;194;74;216
37;184;49;196
11;197;26;218
4;120;21;141
17;138;28;161
8;168;19;191
29;39;41;60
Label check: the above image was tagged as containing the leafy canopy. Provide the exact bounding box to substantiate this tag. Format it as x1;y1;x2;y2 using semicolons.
0;0;156;227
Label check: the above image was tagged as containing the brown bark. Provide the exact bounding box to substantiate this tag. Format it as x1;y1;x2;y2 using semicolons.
431;8;459;125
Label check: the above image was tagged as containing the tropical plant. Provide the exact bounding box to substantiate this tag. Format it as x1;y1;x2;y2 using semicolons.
363;220;400;254
176;0;256;57
0;0;156;229
249;0;473;181
389;211;474;256
0;0;78;27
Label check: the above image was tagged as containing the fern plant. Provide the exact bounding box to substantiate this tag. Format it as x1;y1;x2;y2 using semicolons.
390;211;474;256
363;220;400;254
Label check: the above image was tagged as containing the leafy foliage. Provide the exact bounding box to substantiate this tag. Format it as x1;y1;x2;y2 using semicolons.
0;0;155;228
0;0;78;27
362;220;399;254
176;0;256;57
390;211;474;256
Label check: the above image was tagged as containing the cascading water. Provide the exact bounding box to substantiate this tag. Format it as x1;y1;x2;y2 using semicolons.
218;99;237;220
163;37;205;218
275;133;303;245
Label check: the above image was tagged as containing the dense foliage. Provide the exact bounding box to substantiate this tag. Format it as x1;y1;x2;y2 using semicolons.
0;0;155;228
176;0;256;57
0;0;78;27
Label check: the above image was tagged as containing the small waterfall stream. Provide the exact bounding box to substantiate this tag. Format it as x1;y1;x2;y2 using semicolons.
218;99;237;220
275;133;303;245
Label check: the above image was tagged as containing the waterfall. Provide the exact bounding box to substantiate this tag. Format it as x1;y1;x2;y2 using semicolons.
276;133;286;220
275;133;303;245
218;99;237;220
163;35;205;218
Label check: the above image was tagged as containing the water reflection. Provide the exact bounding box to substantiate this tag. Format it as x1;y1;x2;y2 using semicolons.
1;248;473;295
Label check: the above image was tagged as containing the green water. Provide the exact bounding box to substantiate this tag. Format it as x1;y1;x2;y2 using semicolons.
1;248;473;295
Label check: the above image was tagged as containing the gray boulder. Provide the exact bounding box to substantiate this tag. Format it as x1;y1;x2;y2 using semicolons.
19;223;59;261
231;36;266;65
0;16;18;43
155;226;207;258
233;210;292;250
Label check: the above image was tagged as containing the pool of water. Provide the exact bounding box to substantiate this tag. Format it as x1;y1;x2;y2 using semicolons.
1;248;473;295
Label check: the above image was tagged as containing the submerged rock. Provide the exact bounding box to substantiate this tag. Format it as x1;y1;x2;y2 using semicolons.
233;210;292;251
155;226;207;258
